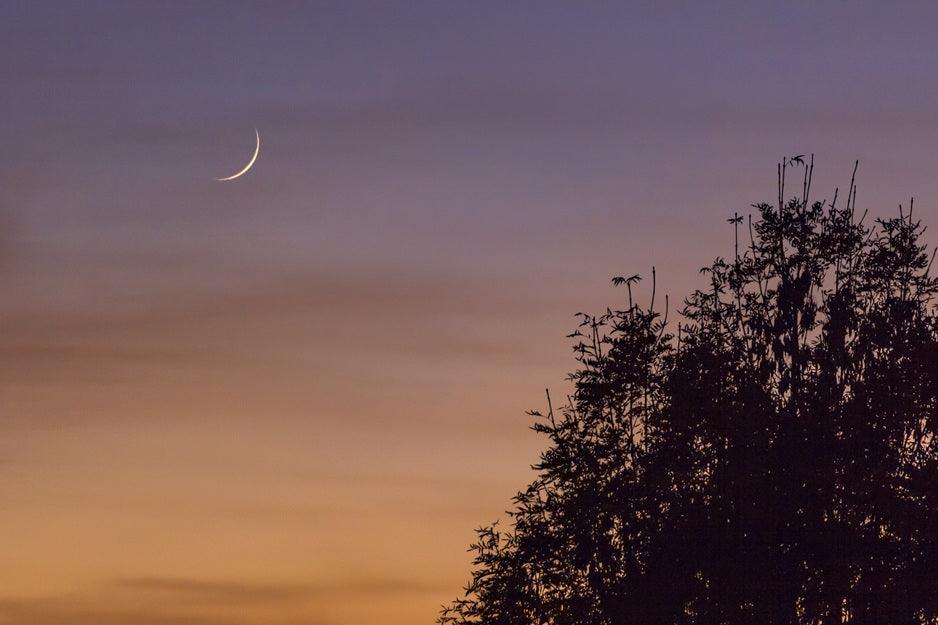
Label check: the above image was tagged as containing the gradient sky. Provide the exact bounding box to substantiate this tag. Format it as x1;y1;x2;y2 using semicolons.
3;2;938;624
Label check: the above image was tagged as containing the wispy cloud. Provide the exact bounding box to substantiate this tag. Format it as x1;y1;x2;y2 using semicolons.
0;575;444;625
116;577;310;604
1;264;554;387
0;599;248;625
115;575;448;600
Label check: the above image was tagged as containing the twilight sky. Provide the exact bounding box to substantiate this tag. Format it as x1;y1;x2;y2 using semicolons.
3;2;938;624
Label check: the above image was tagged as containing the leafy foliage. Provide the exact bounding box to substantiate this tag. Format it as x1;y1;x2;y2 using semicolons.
441;159;938;625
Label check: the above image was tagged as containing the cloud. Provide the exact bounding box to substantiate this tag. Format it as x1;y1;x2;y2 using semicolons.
115;575;448;600
0;574;444;625
0;599;248;625
1;263;556;386
116;577;310;604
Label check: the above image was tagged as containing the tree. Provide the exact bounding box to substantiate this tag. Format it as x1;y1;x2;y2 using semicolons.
440;158;938;625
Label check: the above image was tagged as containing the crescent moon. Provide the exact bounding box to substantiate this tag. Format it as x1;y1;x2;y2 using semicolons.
216;128;260;181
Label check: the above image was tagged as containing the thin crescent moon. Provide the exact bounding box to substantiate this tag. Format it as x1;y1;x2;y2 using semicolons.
216;128;260;181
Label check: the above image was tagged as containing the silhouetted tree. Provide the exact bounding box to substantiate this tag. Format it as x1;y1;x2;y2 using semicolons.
441;158;938;625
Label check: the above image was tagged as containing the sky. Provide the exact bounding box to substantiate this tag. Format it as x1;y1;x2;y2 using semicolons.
3;2;938;624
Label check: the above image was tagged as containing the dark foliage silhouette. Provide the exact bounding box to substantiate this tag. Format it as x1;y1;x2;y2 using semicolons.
441;158;938;625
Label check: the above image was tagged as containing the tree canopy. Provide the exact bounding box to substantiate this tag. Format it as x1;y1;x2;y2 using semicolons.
441;159;938;625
